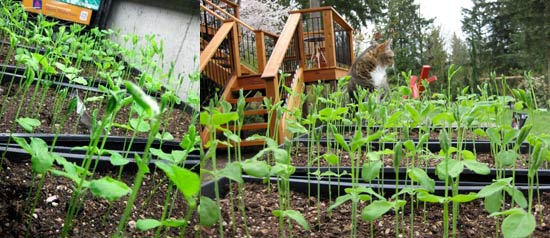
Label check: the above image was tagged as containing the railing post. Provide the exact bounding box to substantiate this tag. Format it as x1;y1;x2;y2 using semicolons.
296;19;306;69
255;30;266;72
322;10;336;68
229;20;242;77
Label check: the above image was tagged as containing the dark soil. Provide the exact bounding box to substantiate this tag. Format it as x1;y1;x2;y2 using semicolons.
318;127;488;141
0;82;191;140
201;181;550;237
0;156;199;237
288;143;548;169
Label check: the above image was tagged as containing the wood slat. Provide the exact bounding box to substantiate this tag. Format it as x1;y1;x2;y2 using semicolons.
219;122;268;131
244;109;268;116
261;13;301;79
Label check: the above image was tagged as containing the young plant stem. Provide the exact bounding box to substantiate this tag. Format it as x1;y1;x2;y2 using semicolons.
115;114;162;237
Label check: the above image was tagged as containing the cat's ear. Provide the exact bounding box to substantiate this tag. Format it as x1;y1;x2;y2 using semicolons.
385;39;392;49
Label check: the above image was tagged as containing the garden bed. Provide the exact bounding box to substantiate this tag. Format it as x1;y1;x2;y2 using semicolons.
0;156;200;237
201;177;550;237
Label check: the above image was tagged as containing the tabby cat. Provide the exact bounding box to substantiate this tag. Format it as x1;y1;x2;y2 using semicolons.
346;39;394;102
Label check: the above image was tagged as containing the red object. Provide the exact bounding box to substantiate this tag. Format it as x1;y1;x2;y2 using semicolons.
409;65;437;99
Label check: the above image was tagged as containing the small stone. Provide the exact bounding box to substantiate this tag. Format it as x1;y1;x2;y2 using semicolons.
32;213;38;219
46;195;59;203
51;202;59;207
128;220;136;229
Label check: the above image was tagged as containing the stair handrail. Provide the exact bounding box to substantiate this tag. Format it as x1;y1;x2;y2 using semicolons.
200;21;237;72
261;12;303;140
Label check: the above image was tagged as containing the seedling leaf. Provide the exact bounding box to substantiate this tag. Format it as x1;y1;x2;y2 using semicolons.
89;176;131;201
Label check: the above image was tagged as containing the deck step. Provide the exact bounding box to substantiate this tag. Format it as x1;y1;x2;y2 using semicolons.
217;138;266;148
219;122;267;131
244;109;267;116
227;97;264;104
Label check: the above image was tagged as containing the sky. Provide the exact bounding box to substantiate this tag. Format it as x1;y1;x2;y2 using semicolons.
416;0;473;48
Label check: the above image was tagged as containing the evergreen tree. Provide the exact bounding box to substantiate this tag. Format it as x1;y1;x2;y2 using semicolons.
449;33;473;90
424;26;448;93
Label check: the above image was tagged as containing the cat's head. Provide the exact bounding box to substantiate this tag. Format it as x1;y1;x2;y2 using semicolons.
375;39;394;68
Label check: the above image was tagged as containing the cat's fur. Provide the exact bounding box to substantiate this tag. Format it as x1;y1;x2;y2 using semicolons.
346;39;394;102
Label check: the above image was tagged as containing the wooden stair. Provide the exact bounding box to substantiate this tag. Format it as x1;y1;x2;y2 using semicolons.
201;2;354;149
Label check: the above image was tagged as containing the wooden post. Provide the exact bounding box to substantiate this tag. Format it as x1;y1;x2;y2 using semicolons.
230;21;241;77
255;30;266;72
322;10;336;68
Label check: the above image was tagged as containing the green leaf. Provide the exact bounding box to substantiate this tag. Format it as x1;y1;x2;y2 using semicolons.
463;160;490;175
362;160;382;182
322;153;339;165
199;196;219;227
241;159;270;178
125;81;160;117
16;117;41;132
334;133;350;152
504;186;527;208
328;194;352;211
436;159;464;180
361;200;393;221
478;178;512;198
71;76;88;85
273;210;310;230
219;162;243;183
417;190;445;203
11;136;31;154
486;128;501;145
106;151;129;166
156;162;200;203
450;193;478;203
150;148;172;161
461;150;476;161
155;131;175;141
136;219;161;231
89;176;131;202
501;212;536;238
161;219;186;227
496;150;517;167
484;192;503;214
407;168;435;192
129;118;151;132
438;129;450;153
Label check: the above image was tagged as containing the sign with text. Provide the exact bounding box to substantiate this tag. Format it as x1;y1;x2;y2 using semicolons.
22;0;93;25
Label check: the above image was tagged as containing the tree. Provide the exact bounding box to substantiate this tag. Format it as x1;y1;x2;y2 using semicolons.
378;0;433;74
282;0;387;30
424;26;448;93
239;0;297;33
449;33;473;90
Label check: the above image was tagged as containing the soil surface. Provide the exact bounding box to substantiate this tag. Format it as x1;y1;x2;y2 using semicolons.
0;156;199;237
288;143;547;169
201;181;550;237
0;82;192;140
317;127;488;141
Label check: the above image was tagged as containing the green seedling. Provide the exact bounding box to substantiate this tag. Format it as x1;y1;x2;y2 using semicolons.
15;117;40;132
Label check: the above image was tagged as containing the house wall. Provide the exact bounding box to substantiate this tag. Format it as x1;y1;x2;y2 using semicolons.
106;0;199;103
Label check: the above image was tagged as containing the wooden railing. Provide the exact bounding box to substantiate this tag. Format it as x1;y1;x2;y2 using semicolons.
261;12;303;141
262;7;354;143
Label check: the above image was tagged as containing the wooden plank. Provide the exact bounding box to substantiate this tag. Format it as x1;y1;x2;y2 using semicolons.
217;138;265;148
230;22;242;77
200;21;234;72
279;67;304;143
221;74;239;101
227;97;264;104
244;109;268;116
322;10;336;68
255;30;267;72
204;0;255;31
219;122;268;131
303;67;349;83
261;13;301;79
